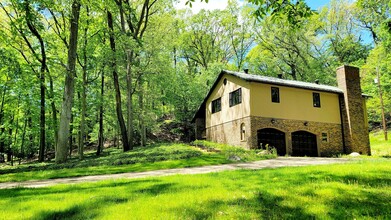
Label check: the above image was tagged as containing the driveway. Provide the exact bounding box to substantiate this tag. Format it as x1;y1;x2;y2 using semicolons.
0;157;350;189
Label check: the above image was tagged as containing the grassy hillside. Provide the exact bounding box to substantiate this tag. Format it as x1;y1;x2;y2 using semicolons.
369;129;391;157
0;142;275;183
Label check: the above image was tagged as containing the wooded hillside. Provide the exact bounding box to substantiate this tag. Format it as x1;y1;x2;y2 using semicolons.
0;0;390;163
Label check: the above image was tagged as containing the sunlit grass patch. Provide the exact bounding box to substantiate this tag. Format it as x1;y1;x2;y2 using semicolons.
370;129;391;157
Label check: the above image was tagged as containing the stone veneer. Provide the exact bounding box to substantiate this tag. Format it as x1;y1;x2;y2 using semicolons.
206;117;252;149
206;116;344;157
249;117;343;157
337;66;371;155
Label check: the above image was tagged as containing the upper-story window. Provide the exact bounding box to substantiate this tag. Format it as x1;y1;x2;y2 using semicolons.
271;87;280;103
229;88;242;107
211;97;221;113
313;92;321;108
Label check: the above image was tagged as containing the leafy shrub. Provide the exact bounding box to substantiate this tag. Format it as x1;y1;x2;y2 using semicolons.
192;140;277;161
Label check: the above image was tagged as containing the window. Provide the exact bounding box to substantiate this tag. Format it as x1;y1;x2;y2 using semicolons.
322;133;328;142
240;123;246;141
211;98;221;113
271;87;280;103
229;88;242;107
313;92;321;108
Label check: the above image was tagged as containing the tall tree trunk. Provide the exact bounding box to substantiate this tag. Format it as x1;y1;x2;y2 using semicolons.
69;113;74;158
97;68;105;156
56;0;81;163
20;112;28;160
48;71;58;152
39;72;45;162
7;114;14;165
78;5;90;160
126;51;134;150
0;88;6;156
13;96;20;157
107;10;130;151
138;78;146;146
25;0;47;162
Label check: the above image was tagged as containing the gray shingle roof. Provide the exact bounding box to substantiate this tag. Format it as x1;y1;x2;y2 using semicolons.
223;70;343;94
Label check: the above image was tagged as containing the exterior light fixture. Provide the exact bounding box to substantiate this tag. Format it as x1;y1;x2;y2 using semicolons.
304;121;308;126
271;118;276;124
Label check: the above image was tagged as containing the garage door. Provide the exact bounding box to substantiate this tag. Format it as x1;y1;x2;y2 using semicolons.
291;131;318;157
257;128;286;156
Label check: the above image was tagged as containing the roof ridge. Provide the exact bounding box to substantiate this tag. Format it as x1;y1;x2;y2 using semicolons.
222;70;343;94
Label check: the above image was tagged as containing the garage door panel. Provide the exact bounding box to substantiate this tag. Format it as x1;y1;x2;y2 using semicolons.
257;128;286;156
292;131;318;157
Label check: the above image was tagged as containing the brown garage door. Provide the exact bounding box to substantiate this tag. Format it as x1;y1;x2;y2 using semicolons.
257;128;286;156
291;131;318;157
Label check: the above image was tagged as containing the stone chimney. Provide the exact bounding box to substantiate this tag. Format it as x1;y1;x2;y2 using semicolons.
336;65;371;155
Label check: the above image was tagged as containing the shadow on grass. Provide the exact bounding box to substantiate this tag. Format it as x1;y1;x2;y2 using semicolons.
133;183;175;196
329;187;391;218
174;191;316;219
37;194;129;220
0;179;161;201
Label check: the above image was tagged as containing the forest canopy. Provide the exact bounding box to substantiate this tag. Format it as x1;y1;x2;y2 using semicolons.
0;0;390;163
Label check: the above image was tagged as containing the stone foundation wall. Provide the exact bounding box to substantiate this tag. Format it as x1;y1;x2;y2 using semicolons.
206;117;252;149
249;117;344;157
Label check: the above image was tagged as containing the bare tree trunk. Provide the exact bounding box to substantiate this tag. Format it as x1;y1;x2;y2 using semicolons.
0;88;6;156
107;10;130;152
69;113;74;158
97;68;105;156
20;113;28;161
13;96;20;158
7;114;14;165
56;0;81;163
126;51;134;150
38;71;45;162
138;78;146;146
24;0;47;162
78;6;89;160
48;72;58;152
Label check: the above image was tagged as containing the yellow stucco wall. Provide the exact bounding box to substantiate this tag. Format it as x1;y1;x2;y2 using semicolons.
250;83;342;124
206;74;251;128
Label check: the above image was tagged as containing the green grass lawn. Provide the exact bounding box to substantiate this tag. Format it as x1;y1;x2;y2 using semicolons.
0;159;389;219
0;141;275;183
369;129;391;157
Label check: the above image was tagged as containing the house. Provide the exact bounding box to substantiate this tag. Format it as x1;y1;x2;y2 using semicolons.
192;65;371;157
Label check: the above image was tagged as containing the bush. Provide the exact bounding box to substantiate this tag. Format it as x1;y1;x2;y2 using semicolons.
192;140;277;161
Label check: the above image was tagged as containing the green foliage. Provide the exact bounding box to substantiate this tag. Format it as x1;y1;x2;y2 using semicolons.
0;159;390;219
193;140;277;161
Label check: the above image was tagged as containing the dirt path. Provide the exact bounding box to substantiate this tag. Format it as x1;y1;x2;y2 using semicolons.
0;157;350;189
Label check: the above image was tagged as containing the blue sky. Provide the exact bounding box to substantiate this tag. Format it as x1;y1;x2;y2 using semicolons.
306;0;331;10
175;0;332;13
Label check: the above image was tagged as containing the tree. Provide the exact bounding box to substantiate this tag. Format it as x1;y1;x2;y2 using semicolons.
1;0;50;162
319;0;370;65
56;0;81;163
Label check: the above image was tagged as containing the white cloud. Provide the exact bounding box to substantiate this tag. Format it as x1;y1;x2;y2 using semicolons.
174;0;229;14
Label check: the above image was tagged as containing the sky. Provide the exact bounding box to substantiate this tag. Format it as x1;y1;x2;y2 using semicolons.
174;0;332;14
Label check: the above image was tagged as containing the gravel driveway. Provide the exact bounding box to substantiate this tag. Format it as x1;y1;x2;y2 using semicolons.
0;157;350;189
